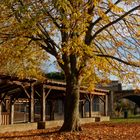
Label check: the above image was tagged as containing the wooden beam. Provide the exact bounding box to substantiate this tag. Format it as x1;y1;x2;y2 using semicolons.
45;85;106;95
84;94;90;101
80;90;106;95
45;88;51;99
9;80;30;87
46;80;66;85
99;96;105;103
44;85;65;91
21;86;30;98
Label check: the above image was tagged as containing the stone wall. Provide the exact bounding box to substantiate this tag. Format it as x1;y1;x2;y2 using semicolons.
0;116;110;133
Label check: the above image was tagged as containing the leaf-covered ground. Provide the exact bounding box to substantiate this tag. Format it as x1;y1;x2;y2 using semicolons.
0;122;140;140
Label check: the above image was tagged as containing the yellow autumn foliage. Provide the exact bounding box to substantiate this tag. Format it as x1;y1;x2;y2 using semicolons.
0;0;140;87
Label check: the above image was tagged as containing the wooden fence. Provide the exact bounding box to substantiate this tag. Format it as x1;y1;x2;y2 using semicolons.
1;112;9;125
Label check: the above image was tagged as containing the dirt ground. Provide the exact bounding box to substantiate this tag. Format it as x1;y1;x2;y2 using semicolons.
0;122;140;140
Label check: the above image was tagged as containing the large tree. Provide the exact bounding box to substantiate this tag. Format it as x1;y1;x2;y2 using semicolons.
0;0;140;131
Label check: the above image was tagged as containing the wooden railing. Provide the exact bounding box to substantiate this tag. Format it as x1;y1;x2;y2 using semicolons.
1;112;9;125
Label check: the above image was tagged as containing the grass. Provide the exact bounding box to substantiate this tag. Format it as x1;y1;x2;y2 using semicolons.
110;115;140;123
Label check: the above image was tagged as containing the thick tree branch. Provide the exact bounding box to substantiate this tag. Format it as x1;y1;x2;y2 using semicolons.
94;40;123;71
44;10;61;29
37;23;60;50
91;0;122;27
96;54;140;68
40;43;65;70
90;4;140;42
85;0;122;45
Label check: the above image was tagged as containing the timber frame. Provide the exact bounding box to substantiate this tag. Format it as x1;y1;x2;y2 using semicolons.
0;75;110;125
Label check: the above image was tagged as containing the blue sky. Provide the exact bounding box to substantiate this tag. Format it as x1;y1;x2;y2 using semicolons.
42;55;59;73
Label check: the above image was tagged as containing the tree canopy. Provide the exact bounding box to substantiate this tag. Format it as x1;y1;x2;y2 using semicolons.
0;0;139;84
0;42;48;79
0;1;49;79
0;0;140;131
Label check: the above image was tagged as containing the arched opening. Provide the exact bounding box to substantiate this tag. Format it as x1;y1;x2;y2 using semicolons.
115;95;140;118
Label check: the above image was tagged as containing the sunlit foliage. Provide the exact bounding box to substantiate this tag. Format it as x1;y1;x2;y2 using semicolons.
0;0;140;84
0;0;140;131
0;0;49;79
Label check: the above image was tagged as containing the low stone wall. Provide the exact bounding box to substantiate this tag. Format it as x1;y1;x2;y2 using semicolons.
80;117;96;124
100;116;110;122
0;123;37;133
0;116;110;133
45;120;63;129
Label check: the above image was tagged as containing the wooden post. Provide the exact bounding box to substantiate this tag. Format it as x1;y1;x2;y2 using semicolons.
5;99;9;112
105;95;108;116
41;84;46;122
89;95;93;118
9;97;14;124
81;100;85;118
29;83;34;122
50;100;55;120
108;91;114;117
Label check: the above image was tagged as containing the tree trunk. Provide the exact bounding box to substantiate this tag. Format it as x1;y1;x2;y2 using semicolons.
60;75;82;132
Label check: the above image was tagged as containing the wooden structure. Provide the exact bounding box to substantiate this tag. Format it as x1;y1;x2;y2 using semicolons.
0;75;110;125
